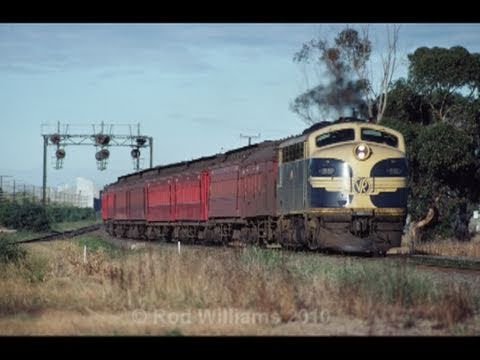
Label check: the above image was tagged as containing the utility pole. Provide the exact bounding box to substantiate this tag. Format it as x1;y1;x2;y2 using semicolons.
149;136;153;168
240;133;261;146
42;135;48;206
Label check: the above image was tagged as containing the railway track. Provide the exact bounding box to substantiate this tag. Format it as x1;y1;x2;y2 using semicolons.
13;223;480;273
246;244;480;273
15;223;102;244
394;253;480;272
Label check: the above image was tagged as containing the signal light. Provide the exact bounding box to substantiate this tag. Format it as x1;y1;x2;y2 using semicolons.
55;148;66;159
95;134;110;146
136;137;147;146
95;148;110;161
50;134;61;145
131;148;140;159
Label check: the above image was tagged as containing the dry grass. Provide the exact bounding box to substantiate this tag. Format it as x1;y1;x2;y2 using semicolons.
0;235;479;335
0;241;303;318
1;309;468;336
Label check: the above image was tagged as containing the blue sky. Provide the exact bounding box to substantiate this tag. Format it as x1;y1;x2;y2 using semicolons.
1;23;480;190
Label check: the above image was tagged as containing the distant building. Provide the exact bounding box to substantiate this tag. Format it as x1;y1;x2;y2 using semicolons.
75;177;98;208
55;177;98;208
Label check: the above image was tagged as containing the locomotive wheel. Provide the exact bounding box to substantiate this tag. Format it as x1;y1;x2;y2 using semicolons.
204;228;213;243
248;226;259;245
129;225;139;239
240;227;249;243
213;226;222;244
145;226;155;240
138;225;146;240
293;217;305;245
113;224;123;238
305;227;321;250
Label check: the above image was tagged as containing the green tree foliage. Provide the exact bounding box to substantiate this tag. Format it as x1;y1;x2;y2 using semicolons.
416;124;475;179
408;46;480;123
382;79;432;125
382;118;479;239
382;45;480;239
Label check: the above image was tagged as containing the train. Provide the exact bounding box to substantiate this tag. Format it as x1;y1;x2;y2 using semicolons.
101;117;408;255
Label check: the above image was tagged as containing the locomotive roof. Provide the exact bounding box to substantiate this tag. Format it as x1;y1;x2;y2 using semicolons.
302;117;372;135
109;117;377;187
279;117;372;148
115;139;279;183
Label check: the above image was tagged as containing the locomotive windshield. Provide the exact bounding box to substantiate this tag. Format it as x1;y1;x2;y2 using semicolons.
316;129;355;148
361;128;398;147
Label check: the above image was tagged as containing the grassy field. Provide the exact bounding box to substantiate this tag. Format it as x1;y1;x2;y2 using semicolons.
0;231;479;335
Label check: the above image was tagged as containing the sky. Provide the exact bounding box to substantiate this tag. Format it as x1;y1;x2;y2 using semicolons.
1;23;480;191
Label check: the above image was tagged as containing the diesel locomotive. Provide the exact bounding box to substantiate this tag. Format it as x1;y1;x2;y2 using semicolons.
101;118;408;254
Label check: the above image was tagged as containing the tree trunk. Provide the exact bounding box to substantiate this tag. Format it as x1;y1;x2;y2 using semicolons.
409;197;440;253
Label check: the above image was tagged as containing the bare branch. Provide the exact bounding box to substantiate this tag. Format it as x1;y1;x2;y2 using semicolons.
376;24;400;122
291;25;400;123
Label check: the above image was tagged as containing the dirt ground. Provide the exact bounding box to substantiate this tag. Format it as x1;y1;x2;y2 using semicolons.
1;309;477;336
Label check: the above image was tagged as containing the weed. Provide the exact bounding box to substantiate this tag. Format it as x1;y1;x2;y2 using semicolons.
75;235;119;257
0;235;26;264
0;235;479;333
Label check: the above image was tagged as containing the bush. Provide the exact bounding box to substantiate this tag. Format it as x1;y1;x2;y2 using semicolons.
46;206;96;223
0;200;51;232
0;235;26;264
0;200;97;233
381;117;480;239
416;123;475;178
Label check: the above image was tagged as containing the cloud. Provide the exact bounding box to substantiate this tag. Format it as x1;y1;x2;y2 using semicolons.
0;24;217;75
0;63;54;74
2;24;480;76
96;68;145;79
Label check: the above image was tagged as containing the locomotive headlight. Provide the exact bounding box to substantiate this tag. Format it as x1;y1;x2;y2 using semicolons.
354;143;371;160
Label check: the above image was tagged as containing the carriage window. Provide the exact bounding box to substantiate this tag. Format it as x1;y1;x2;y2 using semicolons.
361;128;398;147
282;142;304;163
316;129;355;148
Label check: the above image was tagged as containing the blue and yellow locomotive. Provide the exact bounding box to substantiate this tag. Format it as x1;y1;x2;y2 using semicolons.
276;118;408;254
